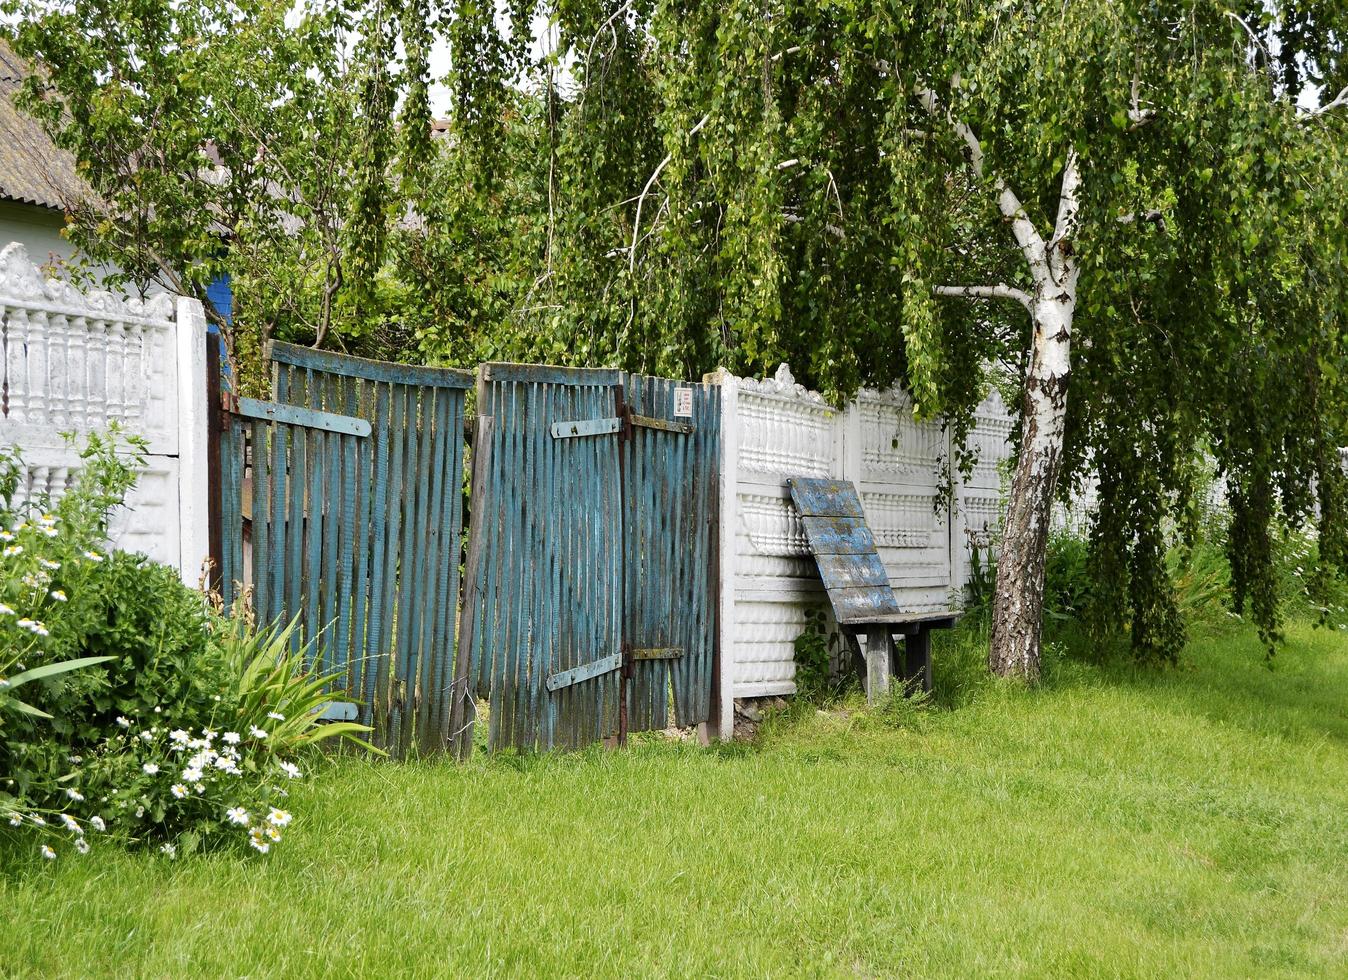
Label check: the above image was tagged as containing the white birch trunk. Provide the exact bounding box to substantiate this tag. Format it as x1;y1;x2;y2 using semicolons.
990;290;1073;677
988;152;1081;679
919;88;1083;679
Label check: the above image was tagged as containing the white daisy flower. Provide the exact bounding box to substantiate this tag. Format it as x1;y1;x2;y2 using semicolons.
248;832;270;854
267;711;285;721
160;842;176;858
225;807;250;826
29;814;46;826
39;558;61;571
248;725;268;740
264;826;282;842
0;603;14;615
3;544;23;557
169;729;190;745
48;589;67;602
222;731;241;745
181;767;203;784
116;716;132;729
40;844;56;860
7;812;22;827
90;816;106;832
75;837;90;855
59;814;81;834
278;761;302;780
141;762;159;775
170;784;189;799
266;808;292;828
82;550;104;562
65;788;84;802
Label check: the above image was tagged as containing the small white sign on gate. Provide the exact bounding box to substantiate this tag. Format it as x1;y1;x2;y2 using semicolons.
674;387;694;418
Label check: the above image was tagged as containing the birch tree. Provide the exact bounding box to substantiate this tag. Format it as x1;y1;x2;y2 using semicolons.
885;2;1348;676
416;0;1347;678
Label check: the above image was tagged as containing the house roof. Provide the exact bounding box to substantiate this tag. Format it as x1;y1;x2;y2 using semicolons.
0;37;91;211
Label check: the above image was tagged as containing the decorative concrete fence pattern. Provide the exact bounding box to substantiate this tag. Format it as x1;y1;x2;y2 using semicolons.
714;365;1015;733
0;242;208;582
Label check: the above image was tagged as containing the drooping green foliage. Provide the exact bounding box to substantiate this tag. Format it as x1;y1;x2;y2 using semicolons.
6;1;1347;666
3;0;436;389
404;0;1348;663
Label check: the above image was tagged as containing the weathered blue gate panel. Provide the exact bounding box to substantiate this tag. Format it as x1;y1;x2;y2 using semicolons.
621;374;721;733
218;342;472;757
462;363;625;752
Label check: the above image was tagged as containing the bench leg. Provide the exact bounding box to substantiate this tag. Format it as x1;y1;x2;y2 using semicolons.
864;626;893;704
902;627;932;695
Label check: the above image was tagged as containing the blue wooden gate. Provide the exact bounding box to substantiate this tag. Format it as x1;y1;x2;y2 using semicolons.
461;364;721;752
216;342;473;757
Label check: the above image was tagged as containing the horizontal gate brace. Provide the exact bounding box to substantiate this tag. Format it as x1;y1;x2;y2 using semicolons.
550;417;622;439
231;396;372;437
317;701;359;722
629;414;694;435
546;653;622;692
630;647;685;661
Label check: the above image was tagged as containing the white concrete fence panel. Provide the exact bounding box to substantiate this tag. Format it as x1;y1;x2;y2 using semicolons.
712;364;1016;734
0;242;208;583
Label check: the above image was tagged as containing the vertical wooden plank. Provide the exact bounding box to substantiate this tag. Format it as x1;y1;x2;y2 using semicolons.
491;379;519;749
445;392;468;746
540;383;559;749
216;420;233;607
416;388;448;749
250;420;269;619
399;385;433;752
480;383;507;748
389;386;416;751
376;384;408;751
285;416;307;653
303;370;324;660
334;376;359;691
353;379;380;711
266;369;289;631
366;382;401;741
455;412;492;759
319;373;342;671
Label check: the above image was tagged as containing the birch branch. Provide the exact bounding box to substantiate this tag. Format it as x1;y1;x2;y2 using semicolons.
1128;78;1156;128
915;85;1051;283
933;283;1033;310
1048;149;1082;285
629;113;710;276
1301;85;1348;121
1117;209;1168;233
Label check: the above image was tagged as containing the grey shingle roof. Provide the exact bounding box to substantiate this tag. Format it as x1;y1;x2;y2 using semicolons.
0;38;91;211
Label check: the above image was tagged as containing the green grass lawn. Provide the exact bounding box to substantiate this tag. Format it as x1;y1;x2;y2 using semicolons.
4;621;1348;978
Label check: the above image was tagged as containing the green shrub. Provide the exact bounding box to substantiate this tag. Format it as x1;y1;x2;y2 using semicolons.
792;607;845;704
0;432;373;862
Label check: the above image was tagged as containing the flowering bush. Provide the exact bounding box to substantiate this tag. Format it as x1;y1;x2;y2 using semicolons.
76;717;303;856
1;432;373;862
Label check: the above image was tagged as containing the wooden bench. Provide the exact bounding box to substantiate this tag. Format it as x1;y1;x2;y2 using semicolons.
787;477;959;701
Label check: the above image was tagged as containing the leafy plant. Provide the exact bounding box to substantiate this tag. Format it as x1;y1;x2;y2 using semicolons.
1;432;373;861
211;608;380;757
792;607;843;704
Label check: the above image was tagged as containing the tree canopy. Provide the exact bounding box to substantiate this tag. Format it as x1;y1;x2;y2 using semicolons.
6;0;1347;672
